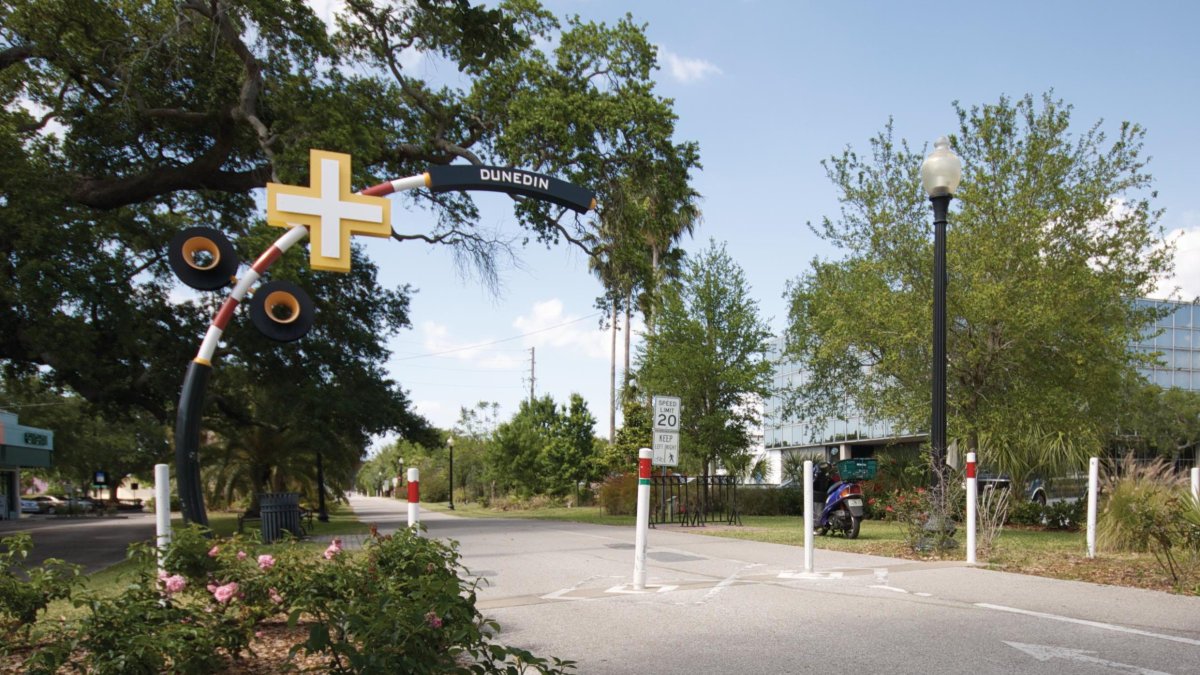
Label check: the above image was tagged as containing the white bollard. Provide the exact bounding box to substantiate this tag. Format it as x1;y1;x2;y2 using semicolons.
633;448;652;590
965;452;977;565
154;463;171;572
407;467;420;529
803;460;814;573
1087;457;1099;558
1191;467;1199;503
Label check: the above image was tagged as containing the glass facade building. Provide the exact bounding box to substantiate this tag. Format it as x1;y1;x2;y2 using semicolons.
1134;298;1200;391
762;338;914;454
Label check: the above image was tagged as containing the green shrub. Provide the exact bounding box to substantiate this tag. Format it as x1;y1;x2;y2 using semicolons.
0;533;81;641
598;473;637;515
284;528;573;674
1044;499;1085;531
12;526;574;674
1008;501;1045;527
735;487;805;516
1098;456;1185;553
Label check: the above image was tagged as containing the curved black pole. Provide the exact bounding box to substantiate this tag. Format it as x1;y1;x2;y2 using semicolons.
175;360;211;526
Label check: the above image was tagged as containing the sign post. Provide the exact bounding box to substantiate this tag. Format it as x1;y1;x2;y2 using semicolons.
651;395;681;467
634;448;652;590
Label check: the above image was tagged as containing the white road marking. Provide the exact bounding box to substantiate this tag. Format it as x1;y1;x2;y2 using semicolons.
870;584;908;593
778;571;844;580
978;603;1200;647
606;584;678;594
1005;641;1172;675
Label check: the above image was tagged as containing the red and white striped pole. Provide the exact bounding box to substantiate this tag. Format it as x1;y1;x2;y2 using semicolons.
633;448;652;590
407;467;420;529
965;451;977;564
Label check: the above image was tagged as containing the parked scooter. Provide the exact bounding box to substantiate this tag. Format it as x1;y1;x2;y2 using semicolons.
812;459;874;539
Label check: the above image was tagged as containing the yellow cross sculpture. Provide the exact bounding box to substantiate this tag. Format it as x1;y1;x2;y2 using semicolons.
266;150;391;273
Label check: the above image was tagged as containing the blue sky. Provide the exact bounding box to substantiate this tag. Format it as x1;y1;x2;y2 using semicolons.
322;1;1200;440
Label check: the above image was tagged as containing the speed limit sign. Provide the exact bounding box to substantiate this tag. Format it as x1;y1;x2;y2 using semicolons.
652;395;680;432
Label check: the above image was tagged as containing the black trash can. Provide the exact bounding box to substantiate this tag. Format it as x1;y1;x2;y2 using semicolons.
259;492;302;543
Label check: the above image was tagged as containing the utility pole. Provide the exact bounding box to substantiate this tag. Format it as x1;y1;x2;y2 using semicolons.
529;346;536;404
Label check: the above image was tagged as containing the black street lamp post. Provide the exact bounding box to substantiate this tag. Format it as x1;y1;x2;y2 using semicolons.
920;136;962;506
447;436;455;510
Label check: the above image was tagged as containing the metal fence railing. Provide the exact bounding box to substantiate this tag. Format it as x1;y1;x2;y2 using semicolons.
650;475;742;527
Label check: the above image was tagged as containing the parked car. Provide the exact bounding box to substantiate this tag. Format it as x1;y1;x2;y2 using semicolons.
32;495;95;514
31;495;66;513
20;498;41;514
975;469;1090;505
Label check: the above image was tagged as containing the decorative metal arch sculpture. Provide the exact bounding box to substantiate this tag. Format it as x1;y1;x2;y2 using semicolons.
172;150;594;525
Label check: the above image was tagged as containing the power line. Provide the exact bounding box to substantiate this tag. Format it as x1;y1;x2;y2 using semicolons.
389;311;602;362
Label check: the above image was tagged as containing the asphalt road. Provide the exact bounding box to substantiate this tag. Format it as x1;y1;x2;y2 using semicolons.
0;512;157;573
350;495;1200;675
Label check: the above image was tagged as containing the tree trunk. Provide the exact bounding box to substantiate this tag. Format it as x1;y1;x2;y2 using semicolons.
610;300;618;441
624;292;632;385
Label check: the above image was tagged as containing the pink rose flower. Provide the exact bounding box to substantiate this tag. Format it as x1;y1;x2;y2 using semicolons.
255;630;264;639
257;554;276;570
207;545;220;558
323;538;343;560
425;611;442;629
162;574;187;595
237;550;247;561
211;581;239;604
269;587;284;604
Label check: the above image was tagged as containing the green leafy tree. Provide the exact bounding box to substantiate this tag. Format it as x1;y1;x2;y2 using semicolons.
635;240;774;479
486;394;598;497
603;391;652;475
2;1;694;503
543;394;598;498
1113;383;1200;461
784;93;1172;480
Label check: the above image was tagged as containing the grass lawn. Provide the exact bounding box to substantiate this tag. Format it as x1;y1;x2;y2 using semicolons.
177;501;371;538
427;501;1196;595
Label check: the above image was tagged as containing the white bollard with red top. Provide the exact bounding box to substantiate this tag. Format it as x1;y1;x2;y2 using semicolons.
965;452;977;564
407;467;420;529
633;448;652;591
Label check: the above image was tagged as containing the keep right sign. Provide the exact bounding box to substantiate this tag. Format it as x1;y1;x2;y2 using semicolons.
651;395;681;466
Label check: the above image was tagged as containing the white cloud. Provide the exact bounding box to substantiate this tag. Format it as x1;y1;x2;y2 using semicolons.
1153;219;1200;300
417;321;524;369
513;299;609;360
658;46;722;84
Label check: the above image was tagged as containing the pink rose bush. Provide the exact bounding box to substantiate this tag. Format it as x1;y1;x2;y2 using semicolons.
257;554;275;570
425;611;443;629
211;581;239;604
157;571;187;595
323;538;343;560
